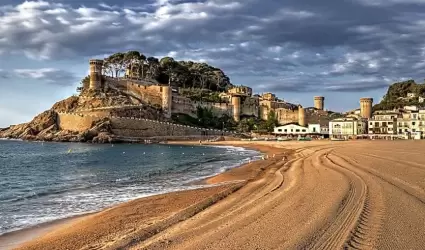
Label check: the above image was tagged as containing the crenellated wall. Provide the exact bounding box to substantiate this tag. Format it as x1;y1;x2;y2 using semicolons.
57;112;230;137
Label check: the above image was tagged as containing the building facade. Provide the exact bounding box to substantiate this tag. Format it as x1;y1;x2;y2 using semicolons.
368;112;399;136
396;110;425;139
329;117;367;139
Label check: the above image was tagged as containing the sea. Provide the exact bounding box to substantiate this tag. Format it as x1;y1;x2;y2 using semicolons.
0;140;261;236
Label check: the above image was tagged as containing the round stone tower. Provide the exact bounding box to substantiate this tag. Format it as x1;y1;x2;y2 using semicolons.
298;105;306;127
232;96;241;122
89;59;104;90
161;86;172;118
314;96;325;110
360;97;373;119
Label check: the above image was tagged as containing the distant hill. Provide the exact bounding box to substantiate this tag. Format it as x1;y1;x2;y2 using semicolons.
373;80;425;111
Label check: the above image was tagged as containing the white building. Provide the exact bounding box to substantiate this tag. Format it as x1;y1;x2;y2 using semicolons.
274;123;325;136
397;110;425;139
274;123;308;135
368;112;399;136
329;117;367;139
308;124;321;134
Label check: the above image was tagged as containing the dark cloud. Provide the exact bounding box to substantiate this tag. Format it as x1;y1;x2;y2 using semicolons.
2;0;425;92
13;68;78;86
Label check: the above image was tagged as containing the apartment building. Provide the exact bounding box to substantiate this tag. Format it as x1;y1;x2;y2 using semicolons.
368;112;399;136
329;117;367;139
396;110;425;139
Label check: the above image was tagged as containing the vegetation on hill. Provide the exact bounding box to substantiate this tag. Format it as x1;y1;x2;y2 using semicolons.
373;80;425;111
96;51;232;92
172;106;236;130
178;88;223;102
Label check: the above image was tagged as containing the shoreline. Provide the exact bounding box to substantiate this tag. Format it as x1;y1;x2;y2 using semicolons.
1;142;286;250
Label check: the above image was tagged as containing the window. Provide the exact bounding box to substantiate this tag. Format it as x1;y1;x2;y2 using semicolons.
388;122;393;125
296;129;300;132
412;122;416;126
313;127;316;132
399;129;402;133
278;129;282;132
302;129;306;132
291;129;293;132
369;122;373;125
284;129;287;132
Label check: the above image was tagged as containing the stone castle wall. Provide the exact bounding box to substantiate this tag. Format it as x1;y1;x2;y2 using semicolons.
276;108;299;125
240;97;258;117
105;77;165;108
57;112;229;137
171;95;233;117
57;113;100;132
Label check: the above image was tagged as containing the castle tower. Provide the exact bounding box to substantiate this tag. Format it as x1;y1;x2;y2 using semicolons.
360;97;373;119
232;96;241;122
298;105;306;127
161;86;172;118
89;59;104;90
314;96;325;110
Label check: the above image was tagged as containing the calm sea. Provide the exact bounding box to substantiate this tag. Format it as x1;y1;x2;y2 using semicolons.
0;140;260;235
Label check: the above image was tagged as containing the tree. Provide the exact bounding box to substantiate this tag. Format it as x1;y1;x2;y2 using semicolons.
264;110;278;132
124;51;141;77
76;75;90;92
104;53;125;77
146;57;160;80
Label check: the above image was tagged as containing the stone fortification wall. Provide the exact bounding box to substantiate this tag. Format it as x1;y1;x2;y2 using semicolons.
57;112;229;137
57;112;101;132
76;105;145;118
111;117;227;137
240;97;258;117
275;108;299;125
171;96;233;117
105;77;167;108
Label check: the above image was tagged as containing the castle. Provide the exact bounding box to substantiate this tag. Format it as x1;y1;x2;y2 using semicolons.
88;59;331;126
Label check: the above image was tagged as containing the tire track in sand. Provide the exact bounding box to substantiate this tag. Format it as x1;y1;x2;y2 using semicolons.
327;153;386;250
306;152;368;250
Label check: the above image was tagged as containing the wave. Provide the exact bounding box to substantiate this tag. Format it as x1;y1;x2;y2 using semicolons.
5;184;98;203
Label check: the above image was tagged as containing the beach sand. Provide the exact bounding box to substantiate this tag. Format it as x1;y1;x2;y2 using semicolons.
7;140;425;249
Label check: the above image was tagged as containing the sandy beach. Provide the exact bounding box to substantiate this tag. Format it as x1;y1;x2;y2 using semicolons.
5;140;425;249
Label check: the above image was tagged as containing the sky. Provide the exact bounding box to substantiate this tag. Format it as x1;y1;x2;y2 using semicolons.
1;0;425;127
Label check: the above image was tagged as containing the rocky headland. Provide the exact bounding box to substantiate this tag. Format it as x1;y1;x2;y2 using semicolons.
0;88;168;143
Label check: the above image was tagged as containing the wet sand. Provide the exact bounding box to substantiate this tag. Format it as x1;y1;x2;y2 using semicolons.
7;140;425;249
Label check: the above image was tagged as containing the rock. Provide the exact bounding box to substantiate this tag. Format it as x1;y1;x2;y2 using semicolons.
92;132;113;143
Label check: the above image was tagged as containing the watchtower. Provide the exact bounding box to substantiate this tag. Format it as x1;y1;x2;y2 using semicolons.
89;59;104;90
360;98;373;119
314;96;325;110
298;105;306;127
232;96;241;122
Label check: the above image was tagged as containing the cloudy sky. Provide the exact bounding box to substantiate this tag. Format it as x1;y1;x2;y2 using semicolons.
1;0;424;127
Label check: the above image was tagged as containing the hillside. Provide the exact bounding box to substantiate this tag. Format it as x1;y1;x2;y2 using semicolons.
373;80;425;111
